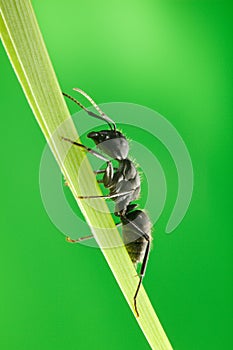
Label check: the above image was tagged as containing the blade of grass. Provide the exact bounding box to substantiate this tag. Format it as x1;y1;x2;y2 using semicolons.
0;1;173;349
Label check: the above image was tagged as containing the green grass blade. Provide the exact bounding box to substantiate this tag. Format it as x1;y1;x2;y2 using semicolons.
0;1;173;349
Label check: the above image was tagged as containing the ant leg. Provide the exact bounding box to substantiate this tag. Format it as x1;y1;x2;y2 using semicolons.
66;234;94;243
133;240;151;317
67;221;121;244
97;179;104;184
62;137;110;163
67;221;121;243
62;137;114;185
78;189;134;200
94;169;106;174
62;137;117;194
94;166;117;187
94;167;118;175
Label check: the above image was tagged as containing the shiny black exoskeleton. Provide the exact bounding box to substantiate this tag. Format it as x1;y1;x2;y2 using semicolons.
120;204;151;265
62;88;140;214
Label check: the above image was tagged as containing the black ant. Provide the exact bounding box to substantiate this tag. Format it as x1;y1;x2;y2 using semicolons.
63;88;152;317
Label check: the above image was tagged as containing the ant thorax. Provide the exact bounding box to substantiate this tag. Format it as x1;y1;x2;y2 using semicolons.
103;159;141;214
87;130;129;160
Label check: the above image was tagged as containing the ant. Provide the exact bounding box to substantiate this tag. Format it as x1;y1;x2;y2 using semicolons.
63;88;152;317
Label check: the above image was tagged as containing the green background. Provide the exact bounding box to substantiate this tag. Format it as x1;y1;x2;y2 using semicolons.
0;1;232;349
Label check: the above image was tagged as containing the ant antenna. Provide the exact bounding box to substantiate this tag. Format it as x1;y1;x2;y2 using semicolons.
62;92;114;130
63;92;88;112
73;88;116;131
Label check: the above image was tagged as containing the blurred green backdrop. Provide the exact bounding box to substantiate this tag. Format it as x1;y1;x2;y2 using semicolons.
0;1;232;349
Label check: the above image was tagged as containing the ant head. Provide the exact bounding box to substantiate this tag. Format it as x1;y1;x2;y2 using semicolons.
87;130;129;160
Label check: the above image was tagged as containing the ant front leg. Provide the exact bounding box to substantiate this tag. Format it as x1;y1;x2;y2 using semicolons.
62;137;110;162
62;136;114;185
66;234;94;243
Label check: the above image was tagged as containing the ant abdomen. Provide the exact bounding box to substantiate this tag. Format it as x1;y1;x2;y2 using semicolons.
121;209;152;264
124;237;148;264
